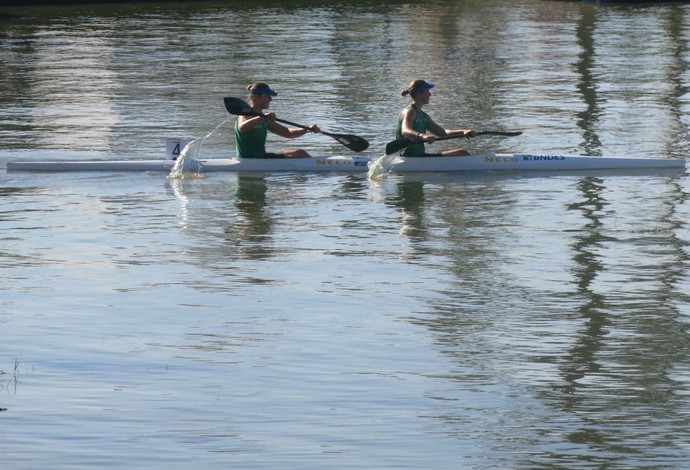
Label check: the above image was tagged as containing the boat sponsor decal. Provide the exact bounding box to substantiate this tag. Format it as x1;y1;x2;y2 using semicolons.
315;157;370;166
483;154;569;164
484;155;518;163
315;158;352;166
517;154;567;161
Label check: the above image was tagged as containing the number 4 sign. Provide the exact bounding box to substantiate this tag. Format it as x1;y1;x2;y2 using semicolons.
165;139;189;160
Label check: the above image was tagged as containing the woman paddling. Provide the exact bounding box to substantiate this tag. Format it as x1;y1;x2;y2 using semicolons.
234;83;320;158
395;79;475;156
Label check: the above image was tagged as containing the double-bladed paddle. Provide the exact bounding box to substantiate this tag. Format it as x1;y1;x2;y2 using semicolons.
385;131;523;155
223;97;369;152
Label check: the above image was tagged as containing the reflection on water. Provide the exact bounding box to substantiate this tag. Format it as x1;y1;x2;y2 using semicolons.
554;173;690;464
395;180;427;242
230;175;274;260
4;0;690;468
394;168;690;465
661;5;690;158
167;174;278;266
563;176;610;389
575;5;602;155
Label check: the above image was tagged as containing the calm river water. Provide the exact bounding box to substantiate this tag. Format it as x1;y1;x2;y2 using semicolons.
2;0;690;468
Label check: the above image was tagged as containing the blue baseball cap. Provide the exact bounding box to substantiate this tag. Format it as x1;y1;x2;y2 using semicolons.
412;80;435;93
404;80;436;97
249;84;278;96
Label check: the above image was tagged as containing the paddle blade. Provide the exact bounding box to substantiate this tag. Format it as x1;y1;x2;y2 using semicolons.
223;97;257;116
385;137;417;155
328;133;369;152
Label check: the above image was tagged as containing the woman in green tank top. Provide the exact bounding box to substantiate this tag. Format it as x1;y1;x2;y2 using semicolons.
234;83;320;158
396;79;475;156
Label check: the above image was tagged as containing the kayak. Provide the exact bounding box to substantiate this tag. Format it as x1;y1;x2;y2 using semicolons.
5;156;370;172
381;153;685;171
6;153;685;173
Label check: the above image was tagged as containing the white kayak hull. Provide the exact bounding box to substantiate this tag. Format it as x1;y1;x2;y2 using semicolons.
6;156;371;173
389;153;685;171
6;153;685;173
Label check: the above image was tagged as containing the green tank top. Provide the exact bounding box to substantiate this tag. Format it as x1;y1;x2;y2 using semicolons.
234;119;268;158
395;104;429;156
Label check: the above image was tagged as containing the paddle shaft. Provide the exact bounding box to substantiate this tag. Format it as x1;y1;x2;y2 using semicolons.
385;130;522;155
245;110;311;131
429;131;522;142
249;112;348;140
261;112;367;147
224;97;369;152
239;107;360;137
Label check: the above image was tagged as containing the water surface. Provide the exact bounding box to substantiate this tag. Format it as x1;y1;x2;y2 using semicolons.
2;1;690;468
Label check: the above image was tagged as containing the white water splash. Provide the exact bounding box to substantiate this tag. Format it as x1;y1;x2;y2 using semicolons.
367;154;400;180
168;119;229;180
